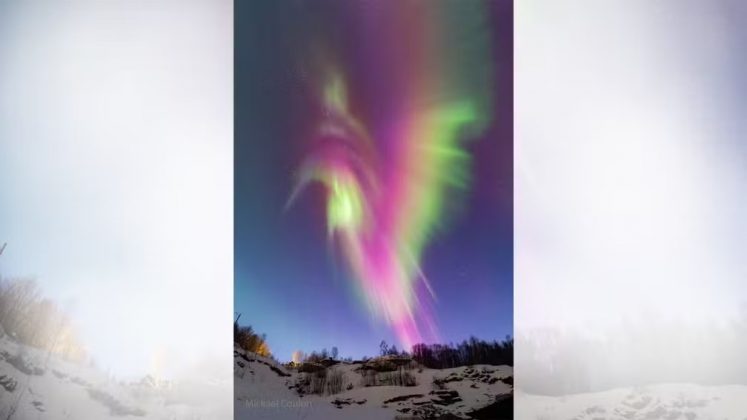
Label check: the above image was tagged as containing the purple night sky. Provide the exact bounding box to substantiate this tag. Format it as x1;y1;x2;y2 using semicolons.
235;0;512;361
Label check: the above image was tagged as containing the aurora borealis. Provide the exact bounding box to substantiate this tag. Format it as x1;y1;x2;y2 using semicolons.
235;0;512;360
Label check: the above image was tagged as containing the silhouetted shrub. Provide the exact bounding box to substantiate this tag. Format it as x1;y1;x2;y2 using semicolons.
359;361;418;387
326;368;343;394
0;277;86;362
297;362;326;373
380;369;418;387
412;336;513;369
233;318;270;356
298;367;344;395
308;369;326;395
362;358;398;372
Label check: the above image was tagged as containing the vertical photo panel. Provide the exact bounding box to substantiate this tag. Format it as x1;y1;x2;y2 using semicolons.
516;1;747;419
0;1;233;418
234;0;513;418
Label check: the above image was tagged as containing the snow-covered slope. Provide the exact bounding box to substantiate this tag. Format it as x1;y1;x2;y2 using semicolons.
0;334;229;419
234;346;513;419
518;383;747;420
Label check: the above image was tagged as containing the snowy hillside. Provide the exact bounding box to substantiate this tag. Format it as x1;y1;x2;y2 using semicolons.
234;346;513;419
517;384;747;420
0;332;230;419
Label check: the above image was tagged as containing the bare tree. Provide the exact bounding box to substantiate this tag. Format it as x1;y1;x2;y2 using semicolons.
380;340;388;356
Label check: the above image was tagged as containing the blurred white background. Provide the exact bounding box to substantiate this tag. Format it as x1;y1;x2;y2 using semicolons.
0;0;232;396
516;0;747;399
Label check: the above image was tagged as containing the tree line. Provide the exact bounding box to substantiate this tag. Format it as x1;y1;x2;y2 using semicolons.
232;315;513;370
0;277;87;362
411;336;513;369
233;314;271;357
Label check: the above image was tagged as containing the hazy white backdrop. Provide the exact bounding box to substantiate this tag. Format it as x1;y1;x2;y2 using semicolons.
0;0;232;392
516;0;747;400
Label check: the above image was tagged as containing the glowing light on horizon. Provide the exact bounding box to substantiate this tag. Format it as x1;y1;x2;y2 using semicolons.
288;2;495;350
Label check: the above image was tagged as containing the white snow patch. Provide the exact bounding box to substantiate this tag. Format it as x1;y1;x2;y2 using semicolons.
0;335;230;419
234;346;512;419
517;383;747;420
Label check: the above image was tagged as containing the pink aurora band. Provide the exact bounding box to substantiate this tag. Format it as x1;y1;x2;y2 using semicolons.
288;2;494;350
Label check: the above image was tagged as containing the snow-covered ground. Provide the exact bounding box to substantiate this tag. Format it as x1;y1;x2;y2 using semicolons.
0;332;230;419
517;384;747;420
234;346;513;419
